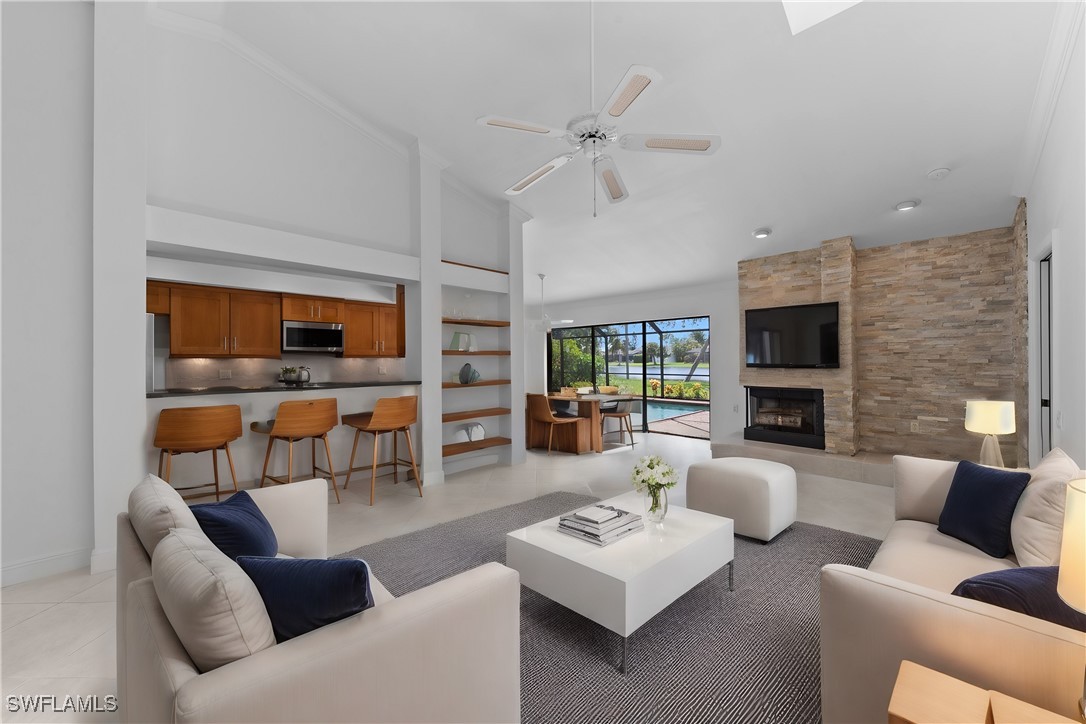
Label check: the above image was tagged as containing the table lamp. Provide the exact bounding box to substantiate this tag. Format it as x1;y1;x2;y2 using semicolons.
1057;477;1086;719
964;400;1015;467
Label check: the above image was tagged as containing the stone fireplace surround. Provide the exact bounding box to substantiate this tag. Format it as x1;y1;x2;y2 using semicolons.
737;206;1027;465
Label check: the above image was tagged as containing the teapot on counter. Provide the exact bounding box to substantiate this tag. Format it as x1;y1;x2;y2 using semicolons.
280;365;311;385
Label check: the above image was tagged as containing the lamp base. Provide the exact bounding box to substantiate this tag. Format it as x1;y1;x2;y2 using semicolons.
978;434;1004;467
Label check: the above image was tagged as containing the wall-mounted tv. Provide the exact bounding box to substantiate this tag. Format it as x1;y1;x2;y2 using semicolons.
745;302;839;368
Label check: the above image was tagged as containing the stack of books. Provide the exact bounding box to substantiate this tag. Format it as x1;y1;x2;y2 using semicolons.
558;504;644;546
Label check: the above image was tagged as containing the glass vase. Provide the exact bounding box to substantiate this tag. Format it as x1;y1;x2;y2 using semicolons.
644;486;669;524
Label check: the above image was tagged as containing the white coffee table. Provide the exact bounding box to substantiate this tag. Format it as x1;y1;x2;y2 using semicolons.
505;491;735;673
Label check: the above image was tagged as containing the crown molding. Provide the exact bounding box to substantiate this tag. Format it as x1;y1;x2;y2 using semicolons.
148;6;407;161
415;141;451;171
1011;0;1085;196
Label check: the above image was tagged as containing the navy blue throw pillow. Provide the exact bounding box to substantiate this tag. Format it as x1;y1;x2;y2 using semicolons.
953;566;1086;632
937;460;1030;558
236;557;375;642
190;491;278;560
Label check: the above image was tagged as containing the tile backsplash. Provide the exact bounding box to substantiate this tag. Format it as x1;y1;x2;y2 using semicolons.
166;354;406;388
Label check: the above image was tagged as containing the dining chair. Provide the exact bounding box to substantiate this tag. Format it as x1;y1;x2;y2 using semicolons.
527;393;587;455
601;399;637;447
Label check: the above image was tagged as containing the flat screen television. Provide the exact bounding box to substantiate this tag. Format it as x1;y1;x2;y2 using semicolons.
745;302;839;368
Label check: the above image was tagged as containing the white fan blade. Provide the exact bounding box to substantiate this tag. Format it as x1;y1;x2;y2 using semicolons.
505;153;575;196
619;133;721;155
600;65;662;122
593;155;629;204
477;115;568;138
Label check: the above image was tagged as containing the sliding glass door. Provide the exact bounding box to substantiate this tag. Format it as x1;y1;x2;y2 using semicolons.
547;316;710;439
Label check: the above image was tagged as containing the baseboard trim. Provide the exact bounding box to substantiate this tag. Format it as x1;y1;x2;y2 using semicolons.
90;547;117;575
2;547;93;587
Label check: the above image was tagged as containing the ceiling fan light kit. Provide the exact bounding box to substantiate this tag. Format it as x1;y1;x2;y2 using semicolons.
480;63;720;207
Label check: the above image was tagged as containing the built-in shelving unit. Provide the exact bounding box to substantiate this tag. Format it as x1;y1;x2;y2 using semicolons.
442;317;511;327
442;379;511;389
442;407;511;423
442;436;513;458
440;298;513;466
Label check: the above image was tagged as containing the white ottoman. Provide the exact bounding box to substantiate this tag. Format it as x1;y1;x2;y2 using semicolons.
686;457;797;542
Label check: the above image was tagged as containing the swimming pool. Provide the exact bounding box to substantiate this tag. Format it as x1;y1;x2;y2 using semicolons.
645;400;707;422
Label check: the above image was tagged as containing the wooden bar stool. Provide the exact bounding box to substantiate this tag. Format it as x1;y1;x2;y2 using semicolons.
342;395;422;506
250;398;341;504
154;404;243;501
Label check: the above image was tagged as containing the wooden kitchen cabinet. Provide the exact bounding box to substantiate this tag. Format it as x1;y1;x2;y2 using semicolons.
170;286;231;356
170;284;281;358
343;301;401;357
229;291;282;357
281;294;345;323
147;281;170;314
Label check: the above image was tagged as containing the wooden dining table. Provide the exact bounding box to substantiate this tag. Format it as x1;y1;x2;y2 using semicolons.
526;394;638;454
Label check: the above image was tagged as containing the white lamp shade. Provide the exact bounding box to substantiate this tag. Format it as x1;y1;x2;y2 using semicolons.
964;400;1016;435
1057;478;1086;613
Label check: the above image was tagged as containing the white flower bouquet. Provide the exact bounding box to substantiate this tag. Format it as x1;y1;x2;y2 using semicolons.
631;455;678;515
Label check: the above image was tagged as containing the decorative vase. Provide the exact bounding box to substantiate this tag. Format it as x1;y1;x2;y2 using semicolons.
644;486;668;524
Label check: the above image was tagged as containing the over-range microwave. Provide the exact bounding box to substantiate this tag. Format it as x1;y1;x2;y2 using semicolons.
282;320;343;353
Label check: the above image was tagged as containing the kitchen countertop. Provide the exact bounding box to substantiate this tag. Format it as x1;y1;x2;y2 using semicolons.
147;380;422;399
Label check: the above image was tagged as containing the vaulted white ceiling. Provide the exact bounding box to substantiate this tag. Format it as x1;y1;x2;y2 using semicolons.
181;1;1058;304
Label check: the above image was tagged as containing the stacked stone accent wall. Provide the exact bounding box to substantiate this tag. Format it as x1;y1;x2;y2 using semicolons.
854;226;1022;464
739;215;1027;463
738;238;858;455
1012;199;1029;466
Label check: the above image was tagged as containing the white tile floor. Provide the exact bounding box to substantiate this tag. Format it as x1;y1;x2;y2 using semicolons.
1;434;893;722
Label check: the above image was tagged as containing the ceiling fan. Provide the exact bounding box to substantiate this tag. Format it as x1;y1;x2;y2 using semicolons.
477;64;721;208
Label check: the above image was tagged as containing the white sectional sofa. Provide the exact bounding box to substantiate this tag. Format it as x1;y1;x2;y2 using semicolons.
819;454;1086;723
117;478;521;723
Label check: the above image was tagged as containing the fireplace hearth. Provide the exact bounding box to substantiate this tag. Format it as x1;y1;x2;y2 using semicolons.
745;387;825;450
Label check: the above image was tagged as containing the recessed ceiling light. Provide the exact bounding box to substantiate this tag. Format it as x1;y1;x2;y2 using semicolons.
895;200;920;212
752;227;772;239
927;168;951;181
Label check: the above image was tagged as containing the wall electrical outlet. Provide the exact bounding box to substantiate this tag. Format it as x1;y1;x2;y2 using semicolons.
733;404;739;413
218;369;232;380
378;363;388;375
910;421;920;433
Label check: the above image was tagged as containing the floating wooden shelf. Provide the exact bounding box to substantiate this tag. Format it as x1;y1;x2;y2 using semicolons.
442;407;511;423
442;350;511;356
442;437;512;457
441;317;510;327
442;379;511;389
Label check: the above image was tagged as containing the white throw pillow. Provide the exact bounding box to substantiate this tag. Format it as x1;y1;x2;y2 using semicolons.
152;528;276;673
1010;447;1081;567
128;474;201;556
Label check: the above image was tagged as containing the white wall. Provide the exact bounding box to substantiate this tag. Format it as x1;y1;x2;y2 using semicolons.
1;2;96;583
147;22;411;253
1026;21;1086;467
441;177;505;269
525;281;746;441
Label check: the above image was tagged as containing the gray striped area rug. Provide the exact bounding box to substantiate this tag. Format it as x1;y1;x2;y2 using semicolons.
336;491;880;724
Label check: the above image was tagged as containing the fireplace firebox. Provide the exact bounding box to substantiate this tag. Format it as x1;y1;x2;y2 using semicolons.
744;387;825;450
